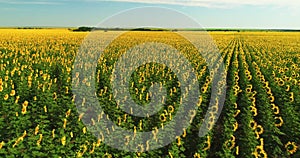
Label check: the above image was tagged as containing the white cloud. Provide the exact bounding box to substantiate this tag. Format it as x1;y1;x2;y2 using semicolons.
93;0;300;8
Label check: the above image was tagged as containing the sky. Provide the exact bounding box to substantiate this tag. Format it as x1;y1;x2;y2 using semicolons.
0;0;299;29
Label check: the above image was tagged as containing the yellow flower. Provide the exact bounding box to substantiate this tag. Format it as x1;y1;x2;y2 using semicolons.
234;109;240;117
160;113;167;122
249;120;257;130
182;128;187;138
233;122;239;131
285;141;298;154
89;143;96;154
168;152;173;158
255;125;264;135
250;106;258;116
176;136;181;146
63;118;67;129
285;85;290;91
36;134;43;146
23;101;29;107
246;84;252;93
275;116;284;127
52;129;55;138
197;95;203;107
65;86;69;94
269;95;275;103
10;90;16;96
61;136;66;146
0;141;5;149
203;135;211;151
65;109;71;118
0;85;3;92
278;78;284;86
235;146;239;155
15;96;20;103
83;127;86;134
168;105;174;113
70;132;73;138
35;125;39;135
44;106;47;113
272;106;280;115
53;92;57;100
21;106;27;115
289;92;294;102
4;94;9;100
22;130;27;138
194;153;201;158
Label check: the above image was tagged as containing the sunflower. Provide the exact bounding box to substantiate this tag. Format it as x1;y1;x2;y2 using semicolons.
234;109;240;117
52;129;55;138
0;141;5;149
235;146;239;155
193;153;201;158
275;117;284;127
65;109;71;118
4;94;9;100
201;85;208;93
36;134;43;146
289;92;294;102
278;79;285;86
247;75;252;81
144;92;149;102
35;125;39;135
250;106;258;116
255;125;264;135
0;85;3;92
23;101;29;107
53;92;57;100
269;95;275;103
249;120;257;130
265;87;272;95
285;85;290;91
160;113;167;122
15;96;20;103
61;136;66;146
203;135;211;151
182;128;187;138
168;105;174;113
43;106;47;113
224;139;235;149
273;106;280;115
176;136;181;146
21;106;27;114
70;132;73;138
63;118;67;129
285;141;298;154
234;103;238;108
117;117;122;126
233;122;239;131
246;85;252;93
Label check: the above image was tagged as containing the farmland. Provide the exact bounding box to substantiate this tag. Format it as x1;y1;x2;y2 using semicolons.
0;29;299;157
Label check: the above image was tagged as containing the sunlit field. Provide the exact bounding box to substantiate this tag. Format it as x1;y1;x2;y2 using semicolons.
0;29;299;157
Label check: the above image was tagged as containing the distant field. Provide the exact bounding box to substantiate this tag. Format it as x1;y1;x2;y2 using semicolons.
0;29;299;157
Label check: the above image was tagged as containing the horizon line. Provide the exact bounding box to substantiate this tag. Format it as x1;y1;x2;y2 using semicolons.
1;26;300;31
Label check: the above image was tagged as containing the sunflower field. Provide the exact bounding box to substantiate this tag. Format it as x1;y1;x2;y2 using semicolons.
0;29;299;157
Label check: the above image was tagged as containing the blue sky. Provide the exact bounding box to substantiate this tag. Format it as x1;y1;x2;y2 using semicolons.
0;0;299;29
